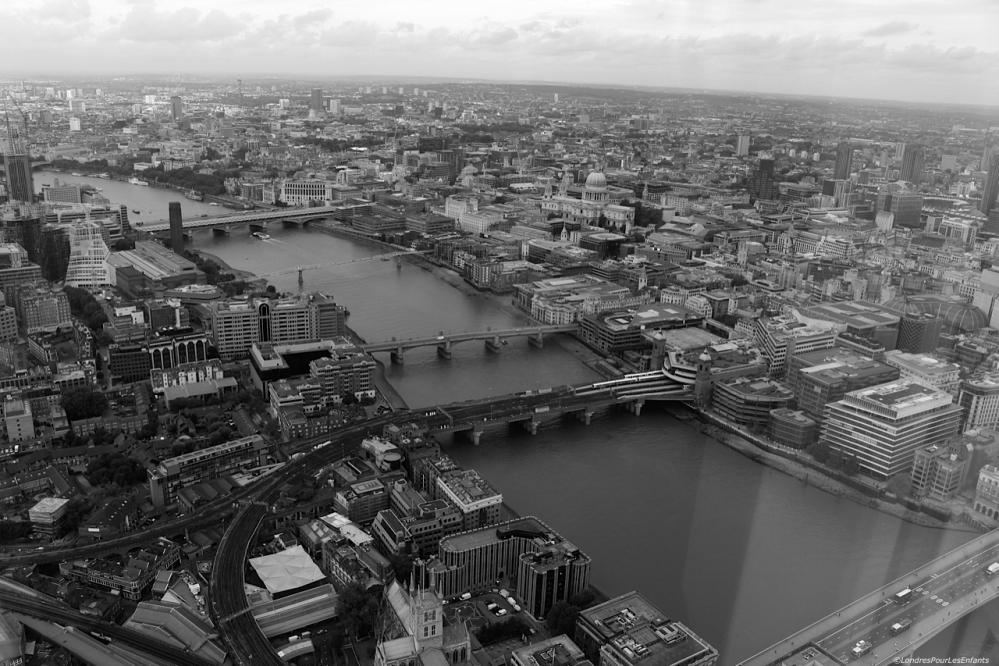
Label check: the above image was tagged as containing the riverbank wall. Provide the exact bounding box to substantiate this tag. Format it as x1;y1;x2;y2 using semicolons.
342;325;410;412
684;405;982;534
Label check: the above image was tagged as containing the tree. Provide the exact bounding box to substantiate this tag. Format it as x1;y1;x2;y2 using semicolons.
886;474;912;498
61;388;108;421
389;552;416;585
806;442;831;465
61;498;92;535
336;582;380;639
86;453;146;488
477;617;532;646
545;601;580;637
0;521;33;542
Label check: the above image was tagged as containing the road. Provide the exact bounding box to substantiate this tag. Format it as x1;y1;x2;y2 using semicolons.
776;543;999;664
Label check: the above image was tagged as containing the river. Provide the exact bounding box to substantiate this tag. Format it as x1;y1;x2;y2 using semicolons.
34;170;222;221
47;173;998;662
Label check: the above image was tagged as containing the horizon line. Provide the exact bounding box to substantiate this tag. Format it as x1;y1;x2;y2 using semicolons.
2;70;999;116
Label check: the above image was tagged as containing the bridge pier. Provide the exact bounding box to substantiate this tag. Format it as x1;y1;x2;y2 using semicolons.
627;399;645;416
390;347;405;365
528;332;544;349
436;340;452;360
485;336;503;353
470;426;483;446
576;409;594;425
212;227;230;236
521;419;540;435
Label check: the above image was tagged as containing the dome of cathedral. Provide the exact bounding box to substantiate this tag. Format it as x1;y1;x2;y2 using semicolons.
939;302;988;333
584;171;607;189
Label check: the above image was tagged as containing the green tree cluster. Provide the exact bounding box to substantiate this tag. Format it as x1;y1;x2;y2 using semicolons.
545;601;580;637
336;582;381;639
476;617;532;646
86;453;146;488
0;521;33;541
63;286;108;331
61;388;108;421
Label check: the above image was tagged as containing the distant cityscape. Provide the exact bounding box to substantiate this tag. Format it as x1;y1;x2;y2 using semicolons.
0;74;997;666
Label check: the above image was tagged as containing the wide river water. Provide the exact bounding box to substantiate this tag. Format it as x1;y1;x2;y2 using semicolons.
47;173;999;663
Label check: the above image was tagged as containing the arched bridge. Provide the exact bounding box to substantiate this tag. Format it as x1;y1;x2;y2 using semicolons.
739;527;999;666
361;324;578;363
141;205;345;232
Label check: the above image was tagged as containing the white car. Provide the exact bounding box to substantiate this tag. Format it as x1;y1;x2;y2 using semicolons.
496;608;508;616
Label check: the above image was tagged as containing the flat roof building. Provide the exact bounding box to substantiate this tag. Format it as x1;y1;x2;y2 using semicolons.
435;469;502;531
883;351;961;393
575;591;718;666
148;435;273;507
820;380;963;479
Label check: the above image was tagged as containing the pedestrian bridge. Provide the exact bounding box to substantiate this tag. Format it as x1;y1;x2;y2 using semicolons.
361;324;578;363
739;528;999;666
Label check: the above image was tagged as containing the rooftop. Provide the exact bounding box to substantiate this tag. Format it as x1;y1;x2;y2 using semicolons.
844;379;955;416
440;516;553;552
580;591;717;666
436;469;502;509
883;351;961;377
249;545;326;595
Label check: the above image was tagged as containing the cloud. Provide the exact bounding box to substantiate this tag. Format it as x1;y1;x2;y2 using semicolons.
292;9;332;29
319;21;379;48
862;20;918;37
117;5;242;43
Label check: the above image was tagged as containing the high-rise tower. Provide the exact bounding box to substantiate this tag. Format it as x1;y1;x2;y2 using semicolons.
981;155;999;217
170;96;183;121
900;143;925;185
833;141;852;180
169;202;184;253
2;97;33;203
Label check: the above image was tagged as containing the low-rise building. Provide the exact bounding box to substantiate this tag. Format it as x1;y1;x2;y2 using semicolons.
434;469;502;531
29;497;69;538
910;442;972;502
883;351;961;393
575;591;718;666
711;377;794;426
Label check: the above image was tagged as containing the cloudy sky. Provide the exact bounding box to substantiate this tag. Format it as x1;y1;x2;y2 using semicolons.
5;0;999;106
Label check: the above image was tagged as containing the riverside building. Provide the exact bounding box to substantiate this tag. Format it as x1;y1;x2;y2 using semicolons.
819;380;963;479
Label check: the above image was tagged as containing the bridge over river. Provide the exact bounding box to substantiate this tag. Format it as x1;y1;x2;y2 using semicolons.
739;527;999;665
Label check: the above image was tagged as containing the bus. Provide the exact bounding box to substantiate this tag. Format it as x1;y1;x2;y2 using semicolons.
893;587;913;603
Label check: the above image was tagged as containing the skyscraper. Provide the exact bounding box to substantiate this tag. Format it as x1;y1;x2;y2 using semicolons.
736;134;750;157
170;96;183;121
900;143;925;185
748;158;778;202
310;88;323;114
3;153;33;203
168;201;183;253
833;141;852;180
981;156;999;216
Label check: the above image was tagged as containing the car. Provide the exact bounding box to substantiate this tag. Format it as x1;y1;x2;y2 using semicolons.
496;608;507;616
890;619;912;635
486;603;498;611
460;592;471;601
